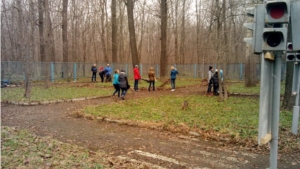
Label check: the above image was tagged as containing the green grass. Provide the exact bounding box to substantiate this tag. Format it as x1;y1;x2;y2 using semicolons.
84;95;296;141
1;85;112;102
1;126;108;168
227;82;286;94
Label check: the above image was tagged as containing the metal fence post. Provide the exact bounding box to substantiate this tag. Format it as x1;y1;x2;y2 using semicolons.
194;64;197;78
140;63;143;77
240;63;243;81
51;62;54;82
73;63;77;82
156;64;159;78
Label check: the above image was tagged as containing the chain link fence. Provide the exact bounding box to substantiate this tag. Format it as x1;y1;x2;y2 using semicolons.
1;61;287;83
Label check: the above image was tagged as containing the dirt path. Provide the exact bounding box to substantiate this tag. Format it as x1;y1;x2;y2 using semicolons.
1;86;299;168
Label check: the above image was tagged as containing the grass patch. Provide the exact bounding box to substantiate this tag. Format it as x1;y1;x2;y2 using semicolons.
84;95;298;144
227;82;285;94
1;126;108;168
85;95;261;138
1;85;112;102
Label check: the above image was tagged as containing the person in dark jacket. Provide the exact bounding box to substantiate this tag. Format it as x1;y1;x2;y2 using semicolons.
148;67;155;92
170;66;179;91
91;64;97;82
210;70;219;95
118;69;129;100
98;66;105;83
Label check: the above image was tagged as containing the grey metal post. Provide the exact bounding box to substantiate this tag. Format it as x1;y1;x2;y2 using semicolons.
73;63;77;82
258;53;272;146
292;63;300;134
51;62;54;82
240;63;243;81
140;63;142;77
194;64;197;78
270;53;282;169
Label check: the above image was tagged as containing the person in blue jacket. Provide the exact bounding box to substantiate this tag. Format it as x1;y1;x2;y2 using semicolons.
91;64;97;82
112;69;120;97
103;64;112;82
170;66;179;91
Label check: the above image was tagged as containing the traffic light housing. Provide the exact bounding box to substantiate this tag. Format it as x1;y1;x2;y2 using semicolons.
287;42;293;52
243;4;265;54
286;53;300;62
265;0;290;23
262;0;290;51
291;0;300;51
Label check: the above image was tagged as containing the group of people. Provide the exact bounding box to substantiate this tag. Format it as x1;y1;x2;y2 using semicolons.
91;64;112;83
110;64;158;100
93;63;222;98
207;66;223;96
91;64;180;100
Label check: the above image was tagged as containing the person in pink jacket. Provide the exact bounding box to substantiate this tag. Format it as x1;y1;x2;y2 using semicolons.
133;65;141;91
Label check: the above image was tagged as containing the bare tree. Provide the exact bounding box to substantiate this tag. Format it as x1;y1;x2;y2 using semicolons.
38;0;45;63
160;0;167;78
62;0;69;77
111;0;118;63
244;0;258;87
125;0;139;67
100;0;109;63
179;0;186;64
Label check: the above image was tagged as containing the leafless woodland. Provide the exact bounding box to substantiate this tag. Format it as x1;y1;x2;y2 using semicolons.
1;0;251;65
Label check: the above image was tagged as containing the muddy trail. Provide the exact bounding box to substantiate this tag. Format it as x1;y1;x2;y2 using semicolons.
1;85;299;169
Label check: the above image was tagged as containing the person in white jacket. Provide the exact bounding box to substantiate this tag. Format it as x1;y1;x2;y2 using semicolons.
207;66;214;94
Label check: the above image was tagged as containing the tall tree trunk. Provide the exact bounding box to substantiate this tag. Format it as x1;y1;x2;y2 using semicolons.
38;0;45;63
160;0;167;78
196;0;201;64
24;0;35;98
62;0;69;77
111;0;118;63
118;1;125;63
245;0;257;87
44;0;55;62
180;0;186;64
100;0;108;63
126;0;139;67
137;0;146;62
174;0;179;64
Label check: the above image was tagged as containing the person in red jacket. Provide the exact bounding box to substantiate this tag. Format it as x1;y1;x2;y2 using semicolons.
133;65;141;91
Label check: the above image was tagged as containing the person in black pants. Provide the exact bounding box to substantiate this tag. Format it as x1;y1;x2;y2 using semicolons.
210;70;219;95
91;64;97;82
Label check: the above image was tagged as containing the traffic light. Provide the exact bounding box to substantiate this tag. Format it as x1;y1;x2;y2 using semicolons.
287;42;293;52
243;4;265;54
291;0;300;51
286;53;300;62
262;0;290;51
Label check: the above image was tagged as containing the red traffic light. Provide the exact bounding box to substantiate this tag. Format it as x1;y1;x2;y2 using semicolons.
270;6;285;19
288;43;293;50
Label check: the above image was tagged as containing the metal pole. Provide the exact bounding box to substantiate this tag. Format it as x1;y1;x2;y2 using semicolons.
270;54;282;169
73;63;77;82
292;63;300;134
194;64;197;78
240;63;243;81
51;62;54;82
202;57;204;79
